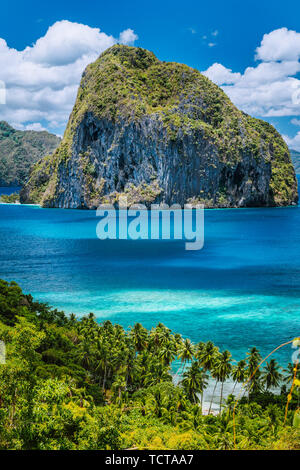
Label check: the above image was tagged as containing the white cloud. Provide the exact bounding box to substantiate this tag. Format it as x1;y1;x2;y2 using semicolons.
256;28;300;62
201;31;218;47
118;28;138;46
14;122;48;132
0;20;138;133
291;118;300;126
23;21;116;66
283;132;300;151
202;28;300;119
203;63;241;85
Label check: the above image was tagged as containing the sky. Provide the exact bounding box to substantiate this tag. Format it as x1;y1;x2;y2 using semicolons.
1;0;300;149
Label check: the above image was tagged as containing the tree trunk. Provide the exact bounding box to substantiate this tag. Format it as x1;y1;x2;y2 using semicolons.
220;381;224;413
209;380;218;414
232;379;238;395
102;365;107;391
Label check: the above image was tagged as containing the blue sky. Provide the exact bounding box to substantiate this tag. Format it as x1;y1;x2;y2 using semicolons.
1;0;300;148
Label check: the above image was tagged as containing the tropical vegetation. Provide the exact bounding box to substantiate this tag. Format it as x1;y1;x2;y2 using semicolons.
0;193;20;204
0;279;299;450
0;121;60;187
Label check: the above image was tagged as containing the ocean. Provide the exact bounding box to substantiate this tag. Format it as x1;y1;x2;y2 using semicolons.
0;183;299;368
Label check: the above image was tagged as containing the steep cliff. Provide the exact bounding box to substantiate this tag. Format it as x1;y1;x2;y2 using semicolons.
20;45;298;208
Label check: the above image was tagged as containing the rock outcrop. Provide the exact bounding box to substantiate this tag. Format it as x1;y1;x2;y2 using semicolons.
21;45;298;208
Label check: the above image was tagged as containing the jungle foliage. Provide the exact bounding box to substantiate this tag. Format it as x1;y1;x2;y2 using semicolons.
0;279;299;450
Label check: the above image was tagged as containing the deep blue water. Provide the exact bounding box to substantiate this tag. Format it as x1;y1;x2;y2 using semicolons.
0;185;300;365
0;187;20;195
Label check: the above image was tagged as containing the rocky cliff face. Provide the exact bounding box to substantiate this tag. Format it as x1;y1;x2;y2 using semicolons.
20;45;298;208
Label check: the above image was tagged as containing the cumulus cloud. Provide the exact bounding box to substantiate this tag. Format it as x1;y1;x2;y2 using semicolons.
203;27;300;121
118;28;138;45
0;20;138;133
23;21;116;66
203;63;241;85
283;132;300;151
256;28;300;62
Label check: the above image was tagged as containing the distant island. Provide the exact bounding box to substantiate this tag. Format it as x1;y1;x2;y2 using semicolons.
0;121;60;187
21;45;298;209
290;149;300;174
0;192;20;204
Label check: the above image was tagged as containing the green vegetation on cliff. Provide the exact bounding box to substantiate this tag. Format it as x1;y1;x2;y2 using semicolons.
0;279;299;450
21;45;297;208
0;121;60;186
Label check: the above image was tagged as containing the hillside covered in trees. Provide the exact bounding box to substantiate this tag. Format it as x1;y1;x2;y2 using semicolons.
0;279;299;450
0;122;60;187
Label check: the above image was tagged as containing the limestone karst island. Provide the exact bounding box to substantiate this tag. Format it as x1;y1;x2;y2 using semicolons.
21;45;298;209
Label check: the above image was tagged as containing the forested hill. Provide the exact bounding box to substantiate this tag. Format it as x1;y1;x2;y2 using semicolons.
0;121;60;186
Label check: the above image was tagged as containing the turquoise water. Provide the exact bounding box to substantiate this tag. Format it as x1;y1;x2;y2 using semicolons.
0;187;300;365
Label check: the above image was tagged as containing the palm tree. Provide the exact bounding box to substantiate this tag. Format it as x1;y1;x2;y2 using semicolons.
177;338;195;375
148;323;171;351
111;371;126;404
130;323;148;352
261;359;283;391
94;338;110;391
208;351;222;414
213;413;234;449
214;350;232;412
231;359;247;395
152;388;166;418
69;313;77;326
190;404;203;430
195;341;205;360
174;333;183;351
246;347;262;395
180;361;208;405
196;342;220;414
283;362;300;386
197;341;219;372
148;361;171;385
159;342;177;366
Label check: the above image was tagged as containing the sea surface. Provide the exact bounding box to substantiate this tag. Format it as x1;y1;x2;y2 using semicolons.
0;186;20;195
0;183;300;367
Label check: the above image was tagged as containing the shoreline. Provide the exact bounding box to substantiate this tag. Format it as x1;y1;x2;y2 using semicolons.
0;202;299;211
